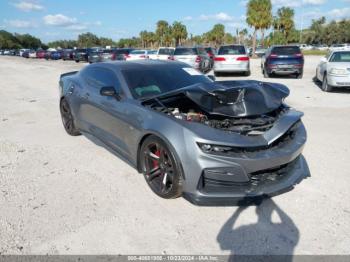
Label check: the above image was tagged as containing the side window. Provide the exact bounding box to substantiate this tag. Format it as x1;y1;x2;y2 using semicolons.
83;67;121;92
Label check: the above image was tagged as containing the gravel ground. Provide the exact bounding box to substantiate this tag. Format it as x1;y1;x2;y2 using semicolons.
0;55;349;256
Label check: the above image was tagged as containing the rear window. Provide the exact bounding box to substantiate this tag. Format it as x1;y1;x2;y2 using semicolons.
218;46;246;55
272;46;301;55
330;52;350;62
114;49;133;55
174;48;196;55
158;48;174;55
148;50;157;54
131;50;146;55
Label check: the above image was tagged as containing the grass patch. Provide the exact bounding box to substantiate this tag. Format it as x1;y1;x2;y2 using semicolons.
302;50;328;56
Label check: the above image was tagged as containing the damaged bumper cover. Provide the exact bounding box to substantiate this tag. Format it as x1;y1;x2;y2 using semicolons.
180;109;308;206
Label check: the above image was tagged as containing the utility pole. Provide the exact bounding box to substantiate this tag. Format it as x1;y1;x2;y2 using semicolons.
299;7;304;44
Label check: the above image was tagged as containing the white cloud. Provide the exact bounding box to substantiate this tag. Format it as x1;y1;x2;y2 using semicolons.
13;1;44;12
327;7;350;19
199;12;234;22
4;19;36;28
43;14;77;26
272;0;326;7
302;0;326;5
183;16;193;21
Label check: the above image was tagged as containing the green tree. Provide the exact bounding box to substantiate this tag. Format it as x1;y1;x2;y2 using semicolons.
172;21;188;46
277;7;295;42
156;20;171;46
246;0;273;56
99;37;115;47
77;32;100;48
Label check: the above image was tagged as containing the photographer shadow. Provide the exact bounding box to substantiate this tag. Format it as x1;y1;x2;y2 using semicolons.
217;198;299;261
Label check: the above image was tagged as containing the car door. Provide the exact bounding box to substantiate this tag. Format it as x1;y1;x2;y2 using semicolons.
79;67;131;156
317;54;330;80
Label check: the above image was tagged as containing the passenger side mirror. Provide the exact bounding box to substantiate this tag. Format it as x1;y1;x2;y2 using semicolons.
100;86;121;100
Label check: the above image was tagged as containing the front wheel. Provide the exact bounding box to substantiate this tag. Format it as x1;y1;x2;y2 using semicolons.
140;136;183;199
60;99;81;136
322;74;333;92
263;68;269;78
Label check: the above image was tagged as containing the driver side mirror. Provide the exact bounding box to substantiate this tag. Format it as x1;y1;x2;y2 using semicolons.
100;86;121;100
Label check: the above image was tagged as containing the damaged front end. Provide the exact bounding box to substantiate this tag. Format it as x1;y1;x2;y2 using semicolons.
142;81;308;205
142;81;294;137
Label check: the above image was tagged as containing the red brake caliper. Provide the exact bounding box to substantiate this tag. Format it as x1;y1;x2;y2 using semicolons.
153;150;161;169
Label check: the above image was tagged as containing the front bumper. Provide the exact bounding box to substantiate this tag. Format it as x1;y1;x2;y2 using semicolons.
180;116;308;206
183;156;309;206
327;74;350;87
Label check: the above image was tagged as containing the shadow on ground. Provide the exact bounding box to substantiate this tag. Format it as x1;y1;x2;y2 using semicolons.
217;198;299;261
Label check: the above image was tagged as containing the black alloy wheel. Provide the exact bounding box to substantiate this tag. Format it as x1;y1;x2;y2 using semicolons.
140;136;182;199
60;99;81;136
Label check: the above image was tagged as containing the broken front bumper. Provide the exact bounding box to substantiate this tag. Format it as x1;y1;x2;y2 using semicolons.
181;113;309;206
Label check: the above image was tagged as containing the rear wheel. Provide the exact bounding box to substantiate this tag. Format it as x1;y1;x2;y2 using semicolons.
245;70;251;77
214;71;221;77
296;71;303;79
140;136;183;199
322;73;333;92
60;99;81;136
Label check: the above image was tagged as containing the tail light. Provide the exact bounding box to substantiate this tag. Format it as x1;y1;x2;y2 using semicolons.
195;56;202;63
295;53;303;57
214;57;226;61
269;54;278;58
168;56;174;60
111;53;116;60
236;56;249;61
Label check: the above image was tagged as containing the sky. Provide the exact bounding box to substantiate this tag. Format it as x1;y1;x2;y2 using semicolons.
0;0;349;43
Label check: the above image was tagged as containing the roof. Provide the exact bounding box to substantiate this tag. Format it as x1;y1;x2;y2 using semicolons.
95;60;188;71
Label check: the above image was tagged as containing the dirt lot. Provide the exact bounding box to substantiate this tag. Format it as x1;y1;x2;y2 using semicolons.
0;55;350;255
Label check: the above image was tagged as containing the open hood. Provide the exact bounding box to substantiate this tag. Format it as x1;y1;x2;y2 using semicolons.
146;80;290;118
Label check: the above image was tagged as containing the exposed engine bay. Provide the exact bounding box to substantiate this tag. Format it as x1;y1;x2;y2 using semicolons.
142;81;290;136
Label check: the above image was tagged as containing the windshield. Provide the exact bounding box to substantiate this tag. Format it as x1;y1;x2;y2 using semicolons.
330;52;350;62
218;46;245;55
122;66;212;99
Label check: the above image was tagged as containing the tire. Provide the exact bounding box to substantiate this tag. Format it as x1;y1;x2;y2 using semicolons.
75;60;79;63
214;72;221;77
60;99;81;136
245;70;251;77
263;68;269;78
322;73;333;92
297;72;303;79
140;135;183;199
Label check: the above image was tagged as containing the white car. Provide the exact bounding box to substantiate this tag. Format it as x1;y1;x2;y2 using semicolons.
126;50;151;61
329;44;350;52
155;47;175;60
316;50;350;92
147;50;158;60
213;45;250;76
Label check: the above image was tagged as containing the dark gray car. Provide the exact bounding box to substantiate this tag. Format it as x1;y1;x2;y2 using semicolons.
59;60;309;205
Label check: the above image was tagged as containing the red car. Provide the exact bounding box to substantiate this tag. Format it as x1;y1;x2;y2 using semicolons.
36;50;46;59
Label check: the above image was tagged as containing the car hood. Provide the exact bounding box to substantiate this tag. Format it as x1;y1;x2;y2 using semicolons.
328;62;350;69
144;80;290;118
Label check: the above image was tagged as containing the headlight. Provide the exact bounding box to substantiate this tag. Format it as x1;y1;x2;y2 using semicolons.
329;68;348;75
198;143;233;153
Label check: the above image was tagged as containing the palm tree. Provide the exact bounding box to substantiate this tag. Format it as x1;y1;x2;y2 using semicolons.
172;21;188;46
156;20;170;46
277;7;295;42
246;0;273;56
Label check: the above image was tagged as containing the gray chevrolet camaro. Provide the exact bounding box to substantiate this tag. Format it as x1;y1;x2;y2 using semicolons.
59;60;309;205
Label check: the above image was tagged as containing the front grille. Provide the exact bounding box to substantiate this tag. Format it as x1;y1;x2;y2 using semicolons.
199;157;300;194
